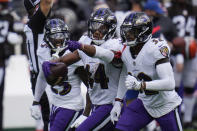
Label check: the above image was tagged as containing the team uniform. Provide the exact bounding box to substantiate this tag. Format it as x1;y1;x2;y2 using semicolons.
76;35;121;131
117;38;182;130
92;37;182;130
35;42;84;131
24;6;50;129
65;11;183;131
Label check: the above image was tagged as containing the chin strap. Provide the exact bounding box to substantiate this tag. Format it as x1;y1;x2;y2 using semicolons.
92;39;105;45
126;39;137;46
51;47;64;59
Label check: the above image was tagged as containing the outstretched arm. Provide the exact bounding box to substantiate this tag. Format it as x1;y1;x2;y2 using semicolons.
52;50;81;66
67;41;115;63
40;0;53;16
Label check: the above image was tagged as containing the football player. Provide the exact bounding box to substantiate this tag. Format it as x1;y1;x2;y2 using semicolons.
168;0;197;128
30;18;87;131
43;8;123;131
62;12;183;131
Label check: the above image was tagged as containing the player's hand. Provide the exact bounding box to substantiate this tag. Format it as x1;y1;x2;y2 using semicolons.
42;61;57;78
70;115;87;128
125;75;141;90
30;102;41;120
110;101;122;124
67;40;82;52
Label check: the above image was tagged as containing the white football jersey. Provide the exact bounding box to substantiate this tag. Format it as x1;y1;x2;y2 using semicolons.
37;43;84;111
78;35;122;105
121;38;182;118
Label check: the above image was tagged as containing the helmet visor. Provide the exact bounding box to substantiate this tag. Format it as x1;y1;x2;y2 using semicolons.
121;26;141;42
89;21;109;40
48;32;68;48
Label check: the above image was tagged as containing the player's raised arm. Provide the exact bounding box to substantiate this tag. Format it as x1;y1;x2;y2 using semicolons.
40;0;53;16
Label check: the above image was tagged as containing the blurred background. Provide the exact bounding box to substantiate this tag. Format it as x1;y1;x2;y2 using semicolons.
1;0;197;131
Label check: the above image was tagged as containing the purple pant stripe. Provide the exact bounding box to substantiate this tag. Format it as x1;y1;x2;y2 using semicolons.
50;105;82;131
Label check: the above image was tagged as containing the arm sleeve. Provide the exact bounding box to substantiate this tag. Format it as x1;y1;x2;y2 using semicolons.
34;69;48;102
145;62;175;91
116;64;128;99
28;7;48;33
176;54;184;64
93;45;115;63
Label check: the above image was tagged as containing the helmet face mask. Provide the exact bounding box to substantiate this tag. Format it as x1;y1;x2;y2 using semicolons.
88;8;117;45
121;12;152;46
44;19;69;53
89;21;110;45
48;32;69;52
89;22;109;39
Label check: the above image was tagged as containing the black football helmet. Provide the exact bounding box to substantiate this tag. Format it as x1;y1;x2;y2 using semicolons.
88;8;117;45
44;18;69;53
120;12;152;46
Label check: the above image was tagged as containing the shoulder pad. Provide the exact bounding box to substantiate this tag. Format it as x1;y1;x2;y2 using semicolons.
148;38;170;59
102;38;122;51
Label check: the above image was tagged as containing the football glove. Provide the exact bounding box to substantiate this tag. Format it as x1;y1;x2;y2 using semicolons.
70;115;87;128
67;40;82;52
110;101;122;124
30;101;41;120
125;75;141;90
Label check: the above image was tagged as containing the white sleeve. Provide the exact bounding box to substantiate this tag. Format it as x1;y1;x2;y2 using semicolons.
93;45;115;63
116;64;128;99
34;69;48;102
145;62;175;91
176;54;184;64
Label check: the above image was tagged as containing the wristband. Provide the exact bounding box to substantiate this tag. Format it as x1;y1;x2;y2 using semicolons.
140;81;146;92
115;98;123;103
